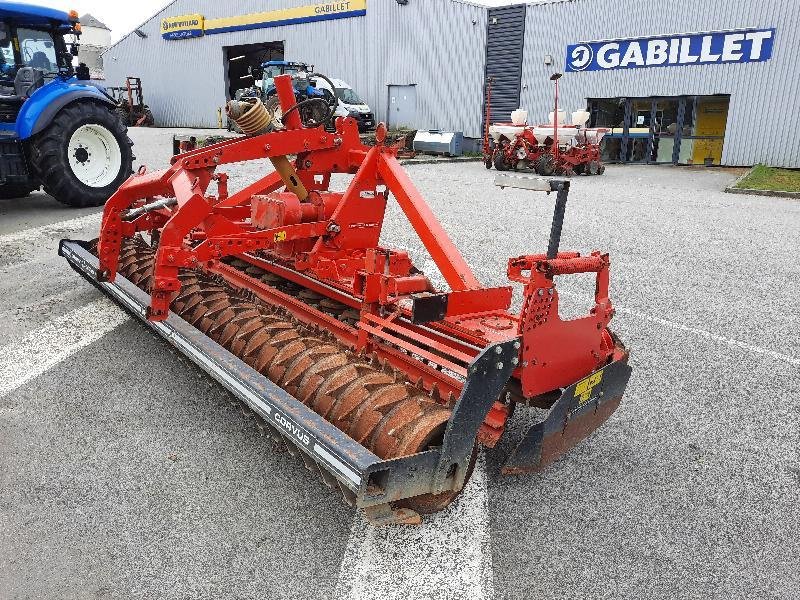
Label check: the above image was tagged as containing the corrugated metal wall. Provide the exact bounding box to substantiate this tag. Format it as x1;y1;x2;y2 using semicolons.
104;0;488;137
483;5;526;125
519;0;800;167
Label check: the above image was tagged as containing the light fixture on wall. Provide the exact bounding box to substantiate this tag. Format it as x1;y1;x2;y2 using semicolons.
134;29;147;38
544;54;553;66
396;0;409;5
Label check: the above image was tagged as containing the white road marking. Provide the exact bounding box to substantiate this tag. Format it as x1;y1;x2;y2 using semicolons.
558;289;800;366
0;298;128;397
335;453;493;600
0;212;102;247
3;212;793;600
614;304;800;366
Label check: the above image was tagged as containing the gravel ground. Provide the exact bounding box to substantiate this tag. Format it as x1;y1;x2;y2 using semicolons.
1;127;798;599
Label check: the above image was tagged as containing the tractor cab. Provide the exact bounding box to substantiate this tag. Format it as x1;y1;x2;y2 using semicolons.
0;4;79;102
256;60;314;95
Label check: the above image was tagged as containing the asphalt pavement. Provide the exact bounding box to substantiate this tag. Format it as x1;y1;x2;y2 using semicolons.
1;127;798;600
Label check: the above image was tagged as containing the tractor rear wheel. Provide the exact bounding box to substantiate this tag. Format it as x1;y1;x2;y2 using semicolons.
29;101;133;208
263;96;286;132
0;182;37;199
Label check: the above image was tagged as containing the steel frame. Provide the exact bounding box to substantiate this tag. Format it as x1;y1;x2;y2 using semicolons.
79;73;632;490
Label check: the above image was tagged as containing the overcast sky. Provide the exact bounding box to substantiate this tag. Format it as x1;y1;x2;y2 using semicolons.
32;0;522;42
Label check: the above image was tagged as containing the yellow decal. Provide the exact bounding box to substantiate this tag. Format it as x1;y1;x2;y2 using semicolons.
204;1;367;35
161;14;204;40
274;231;287;243
574;370;604;404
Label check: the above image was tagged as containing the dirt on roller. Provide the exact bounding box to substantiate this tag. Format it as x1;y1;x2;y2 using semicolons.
112;236;471;513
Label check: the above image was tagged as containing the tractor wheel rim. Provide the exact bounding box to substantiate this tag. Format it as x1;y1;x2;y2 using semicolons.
67;124;122;188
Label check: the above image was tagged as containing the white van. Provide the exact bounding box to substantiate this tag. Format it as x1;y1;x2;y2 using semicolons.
315;77;374;132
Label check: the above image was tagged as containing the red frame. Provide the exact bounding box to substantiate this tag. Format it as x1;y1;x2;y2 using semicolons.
97;74;622;445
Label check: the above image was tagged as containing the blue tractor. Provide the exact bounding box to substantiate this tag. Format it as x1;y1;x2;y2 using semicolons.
0;3;133;206
254;61;337;127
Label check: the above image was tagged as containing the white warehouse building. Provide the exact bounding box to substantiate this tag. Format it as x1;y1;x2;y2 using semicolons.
104;0;800;167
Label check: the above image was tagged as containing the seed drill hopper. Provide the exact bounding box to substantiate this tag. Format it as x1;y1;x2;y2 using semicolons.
60;74;631;525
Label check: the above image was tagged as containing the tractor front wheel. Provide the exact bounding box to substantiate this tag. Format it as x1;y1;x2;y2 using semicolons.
30;102;133;208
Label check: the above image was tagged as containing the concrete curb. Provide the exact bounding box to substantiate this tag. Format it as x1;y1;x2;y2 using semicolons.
724;166;800;199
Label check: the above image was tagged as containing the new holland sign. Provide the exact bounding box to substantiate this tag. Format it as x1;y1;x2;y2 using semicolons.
161;14;204;40
162;1;367;40
566;28;775;72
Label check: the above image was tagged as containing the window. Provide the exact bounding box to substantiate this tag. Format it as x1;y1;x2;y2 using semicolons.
589;95;729;166
0;43;12;64
0;23;14;77
16;28;58;74
335;87;363;105
263;65;283;80
261;65;299;91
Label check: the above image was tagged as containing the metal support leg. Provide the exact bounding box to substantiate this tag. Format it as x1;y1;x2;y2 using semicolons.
547;180;570;259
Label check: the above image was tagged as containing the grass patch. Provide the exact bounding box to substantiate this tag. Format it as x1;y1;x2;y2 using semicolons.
735;164;800;192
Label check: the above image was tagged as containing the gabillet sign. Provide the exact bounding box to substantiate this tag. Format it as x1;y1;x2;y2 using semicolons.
566;28;775;72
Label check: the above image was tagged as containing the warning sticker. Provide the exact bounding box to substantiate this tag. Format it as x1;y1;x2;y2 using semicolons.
574;370;604;405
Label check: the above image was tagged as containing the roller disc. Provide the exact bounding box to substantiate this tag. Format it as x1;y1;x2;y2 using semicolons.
105;239;471;514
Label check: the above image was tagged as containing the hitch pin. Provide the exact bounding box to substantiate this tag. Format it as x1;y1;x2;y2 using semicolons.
122;198;179;221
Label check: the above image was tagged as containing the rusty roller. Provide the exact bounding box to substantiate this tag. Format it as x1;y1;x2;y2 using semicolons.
114;237;463;514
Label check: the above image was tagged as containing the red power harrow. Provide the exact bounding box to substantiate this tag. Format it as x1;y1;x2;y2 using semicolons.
61;74;631;525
